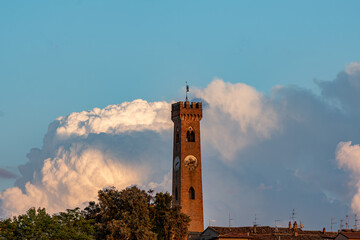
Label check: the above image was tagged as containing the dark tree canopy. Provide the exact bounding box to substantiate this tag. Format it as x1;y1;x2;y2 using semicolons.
0;186;190;240
86;186;156;240
151;192;190;240
0;207;95;240
83;186;190;240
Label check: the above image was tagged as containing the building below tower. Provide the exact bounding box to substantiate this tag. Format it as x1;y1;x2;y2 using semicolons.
200;224;339;240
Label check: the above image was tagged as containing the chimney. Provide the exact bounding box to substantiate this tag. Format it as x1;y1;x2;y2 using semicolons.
293;221;298;231
323;228;326;234
289;221;292;229
254;224;257;234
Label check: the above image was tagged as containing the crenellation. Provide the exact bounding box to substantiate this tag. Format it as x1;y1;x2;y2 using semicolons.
172;101;203;122
175;101;202;109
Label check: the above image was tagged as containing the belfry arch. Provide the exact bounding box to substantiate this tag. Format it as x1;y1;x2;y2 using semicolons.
186;127;195;142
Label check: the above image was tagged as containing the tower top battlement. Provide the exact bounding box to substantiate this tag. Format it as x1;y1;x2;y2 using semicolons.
172;101;202;110
171;101;202;122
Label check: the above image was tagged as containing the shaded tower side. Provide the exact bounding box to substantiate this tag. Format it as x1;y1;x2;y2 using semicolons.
171;101;204;233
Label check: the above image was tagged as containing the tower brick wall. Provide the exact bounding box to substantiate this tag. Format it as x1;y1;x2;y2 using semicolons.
172;101;204;233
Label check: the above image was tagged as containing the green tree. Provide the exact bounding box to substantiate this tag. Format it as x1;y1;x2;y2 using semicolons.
151;192;190;240
0;186;189;240
83;186;190;240
0;207;94;240
0;217;19;239
0;207;57;240
85;186;156;240
53;208;95;239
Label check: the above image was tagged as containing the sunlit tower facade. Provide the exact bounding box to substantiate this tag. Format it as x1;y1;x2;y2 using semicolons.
171;100;204;234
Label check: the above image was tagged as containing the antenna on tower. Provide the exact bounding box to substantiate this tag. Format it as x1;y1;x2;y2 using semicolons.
331;217;336;232
253;214;258;226
185;81;189;102
340;219;344;230
355;214;359;230
291;209;296;223
346;215;350;229
228;212;233;227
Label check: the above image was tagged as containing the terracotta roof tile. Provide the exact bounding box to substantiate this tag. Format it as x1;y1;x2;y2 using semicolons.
206;226;338;240
220;233;254;238
340;232;360;239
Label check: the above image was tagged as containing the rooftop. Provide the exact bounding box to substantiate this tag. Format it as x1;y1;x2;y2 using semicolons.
206;226;338;240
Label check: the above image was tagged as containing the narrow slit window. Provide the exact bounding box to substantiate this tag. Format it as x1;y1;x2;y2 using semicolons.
176;128;180;143
189;187;195;200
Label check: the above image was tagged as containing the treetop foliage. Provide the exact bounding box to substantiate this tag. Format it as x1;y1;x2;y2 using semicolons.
0;186;190;240
0;207;94;240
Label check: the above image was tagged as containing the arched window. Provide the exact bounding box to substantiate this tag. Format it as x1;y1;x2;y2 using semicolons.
189;187;195;200
186;128;195;142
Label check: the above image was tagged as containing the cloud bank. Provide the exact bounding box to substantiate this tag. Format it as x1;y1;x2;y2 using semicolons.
1;100;173;216
0;168;17;179
196;79;278;160
336;142;360;213
2;63;360;230
56;100;171;138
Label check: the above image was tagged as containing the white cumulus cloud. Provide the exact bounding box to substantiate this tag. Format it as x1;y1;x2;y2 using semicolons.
345;62;360;76
56;99;171;138
1;145;145;216
196;79;279;160
336;141;360;213
0;99;173;217
0;80;281;217
3;64;360;229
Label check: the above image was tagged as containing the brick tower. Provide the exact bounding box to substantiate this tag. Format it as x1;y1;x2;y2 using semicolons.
171;101;204;234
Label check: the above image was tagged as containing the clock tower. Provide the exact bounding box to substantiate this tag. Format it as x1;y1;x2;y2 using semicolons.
171;101;204;234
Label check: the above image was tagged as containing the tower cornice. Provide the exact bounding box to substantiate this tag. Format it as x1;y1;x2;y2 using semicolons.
171;101;203;122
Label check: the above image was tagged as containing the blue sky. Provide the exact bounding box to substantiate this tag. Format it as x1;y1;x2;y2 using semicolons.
1;0;360;229
1;0;360;150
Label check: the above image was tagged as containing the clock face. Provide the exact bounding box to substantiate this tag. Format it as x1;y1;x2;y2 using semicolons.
184;155;198;171
174;156;180;171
